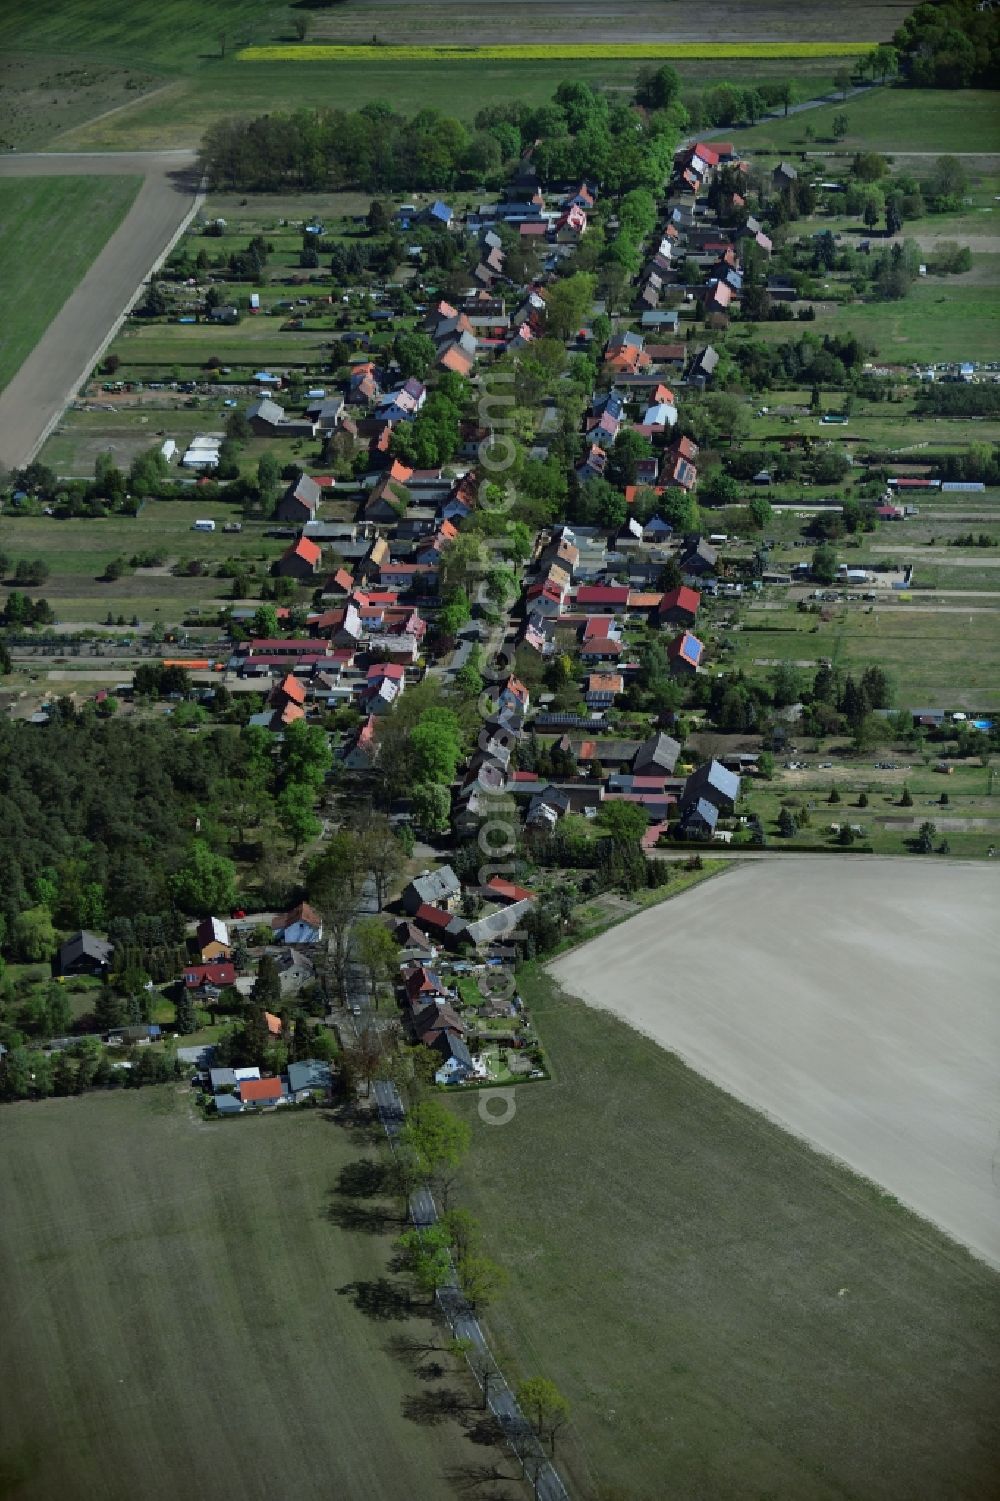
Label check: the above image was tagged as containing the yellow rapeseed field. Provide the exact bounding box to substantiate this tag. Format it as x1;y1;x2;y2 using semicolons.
239;42;870;63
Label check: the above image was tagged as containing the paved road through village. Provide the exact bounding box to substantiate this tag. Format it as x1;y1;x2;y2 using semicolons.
0;150;201;472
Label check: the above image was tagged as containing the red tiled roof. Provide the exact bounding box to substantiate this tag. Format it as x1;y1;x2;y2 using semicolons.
184;962;235;989
264;1011;282;1037
289;536;321;566
486;877;535;903
240;1077;284;1103
659;586;701;617
414;903;454;932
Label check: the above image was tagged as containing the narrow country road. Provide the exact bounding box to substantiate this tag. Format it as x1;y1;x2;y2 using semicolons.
0;150;202;471
373;1078;570;1501
686;82;882;148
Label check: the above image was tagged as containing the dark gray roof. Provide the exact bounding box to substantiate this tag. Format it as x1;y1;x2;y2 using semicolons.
248;397;286;425
443;1034;473;1068
633;731;681;775
682;759;740;809
209;1067;238;1092
215;1094;244;1114
681;797;719;829
59;930;113;967
287;1059;333;1095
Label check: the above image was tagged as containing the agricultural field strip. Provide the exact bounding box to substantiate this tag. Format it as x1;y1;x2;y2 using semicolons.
0;150;199;471
241;43;871;62
549;860;1000;1268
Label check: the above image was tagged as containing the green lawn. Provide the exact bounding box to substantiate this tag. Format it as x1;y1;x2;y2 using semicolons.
743;274;1000;366
449;964;1000;1501
729;607;1000;709
0;501;297;626
0;1090;500;1501
0;176;141;392
735;87;1000;155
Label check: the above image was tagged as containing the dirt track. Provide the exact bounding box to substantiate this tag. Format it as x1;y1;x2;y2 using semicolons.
550;859;1000;1268
0;151;200;471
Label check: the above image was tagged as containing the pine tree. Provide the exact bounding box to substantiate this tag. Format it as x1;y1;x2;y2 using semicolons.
174;990;197;1035
252;954;281;1007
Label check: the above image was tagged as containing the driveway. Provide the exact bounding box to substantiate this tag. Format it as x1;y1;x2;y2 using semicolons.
0;150;201;471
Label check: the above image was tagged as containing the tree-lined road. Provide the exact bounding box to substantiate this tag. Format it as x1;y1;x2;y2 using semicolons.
0;150;201;472
373;1078;570;1501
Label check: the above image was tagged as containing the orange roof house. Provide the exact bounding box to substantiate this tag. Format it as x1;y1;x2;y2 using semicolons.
239;1077;286;1106
276;535;322;578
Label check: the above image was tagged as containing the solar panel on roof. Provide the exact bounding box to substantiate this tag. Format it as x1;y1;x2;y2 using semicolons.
682;636;701;663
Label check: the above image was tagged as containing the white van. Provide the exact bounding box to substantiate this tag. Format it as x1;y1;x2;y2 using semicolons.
192;519;216;532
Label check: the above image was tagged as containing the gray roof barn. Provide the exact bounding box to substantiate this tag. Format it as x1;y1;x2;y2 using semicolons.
633;731;681;776
681;759;740;813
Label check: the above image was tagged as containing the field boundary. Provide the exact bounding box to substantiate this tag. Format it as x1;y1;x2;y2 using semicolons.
372;1078;570;1501
240;42;870;63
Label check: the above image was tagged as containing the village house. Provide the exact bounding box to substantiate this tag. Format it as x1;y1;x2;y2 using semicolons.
183;961;236;998
276;535;322;580
681;759;740;816
658;586;701;627
586;671;624;709
272;902;323;945
667;631;705;676
401;866;462;916
57;930;113;976
276;473;322;524
195;916;231;962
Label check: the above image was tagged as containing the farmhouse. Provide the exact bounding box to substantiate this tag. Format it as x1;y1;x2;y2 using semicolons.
195;916;231;962
276;474;321;523
57;931;113;976
276;536;322;579
402;865;462;915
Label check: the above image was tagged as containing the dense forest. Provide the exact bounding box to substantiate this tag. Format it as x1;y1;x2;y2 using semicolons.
894;0;1000;87
199;80;680;194
0;715;264;953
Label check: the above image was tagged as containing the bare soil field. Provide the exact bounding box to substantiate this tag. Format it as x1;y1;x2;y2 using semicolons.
312;0;900;44
549;858;1000;1268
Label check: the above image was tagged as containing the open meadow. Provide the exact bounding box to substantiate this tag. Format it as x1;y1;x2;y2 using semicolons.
0;502;293;626
729;605;1000;709
448;890;1000;1499
0;1090;507;1501
734;85;1000;155
0;176;141;392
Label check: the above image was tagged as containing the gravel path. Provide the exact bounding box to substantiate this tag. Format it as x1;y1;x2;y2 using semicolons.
0;150;201;471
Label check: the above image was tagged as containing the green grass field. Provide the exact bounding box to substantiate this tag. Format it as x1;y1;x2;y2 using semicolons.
743;272;1000;365
0;0;860;153
0;502;295;625
730;607;1000;709
449;964;1000;1500
0;1089;501;1501
735;87;1000;155
0;176;140;392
